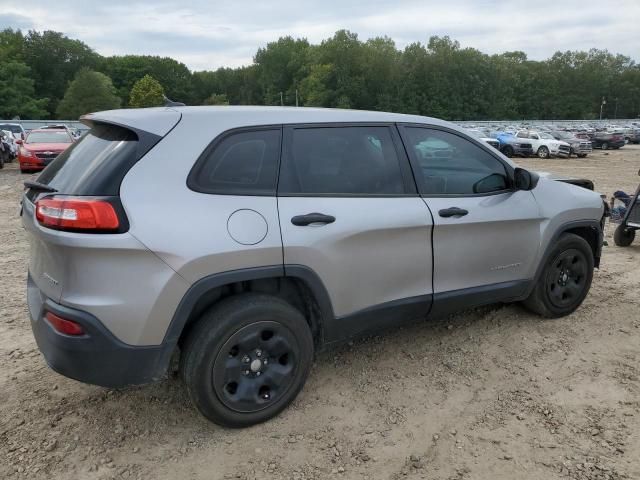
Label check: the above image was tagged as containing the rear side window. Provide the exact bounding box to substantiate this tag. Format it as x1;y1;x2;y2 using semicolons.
34;123;139;197
188;129;281;195
279;126;405;195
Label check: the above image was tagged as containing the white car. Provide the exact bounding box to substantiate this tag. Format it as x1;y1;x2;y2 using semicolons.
516;130;571;158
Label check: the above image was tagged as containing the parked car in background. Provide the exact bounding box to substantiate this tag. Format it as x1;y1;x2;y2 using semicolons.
591;132;625;150
465;129;501;150
22;106;605;427
0;131;13;168
551;131;592;157
623;129;640;144
516;130;571;158
489;131;534;157
0;122;26;140
1;129;18;161
17;129;74;173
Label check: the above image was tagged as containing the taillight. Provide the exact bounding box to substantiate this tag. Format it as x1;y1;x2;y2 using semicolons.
45;312;85;336
35;196;120;232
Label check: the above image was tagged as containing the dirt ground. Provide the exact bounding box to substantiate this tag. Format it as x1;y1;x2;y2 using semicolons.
1;146;640;480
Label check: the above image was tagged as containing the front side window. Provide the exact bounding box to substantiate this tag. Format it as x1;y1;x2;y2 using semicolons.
279;126;405;195
402;127;509;195
189;129;281;195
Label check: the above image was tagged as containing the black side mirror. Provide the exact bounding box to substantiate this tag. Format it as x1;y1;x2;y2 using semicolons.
514;168;539;191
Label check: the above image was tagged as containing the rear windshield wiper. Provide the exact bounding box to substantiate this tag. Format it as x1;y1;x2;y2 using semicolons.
24;180;58;193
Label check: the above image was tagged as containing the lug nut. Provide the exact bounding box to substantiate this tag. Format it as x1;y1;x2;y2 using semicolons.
256;371;261;376
243;370;250;375
256;349;262;357
263;358;268;365
242;355;250;363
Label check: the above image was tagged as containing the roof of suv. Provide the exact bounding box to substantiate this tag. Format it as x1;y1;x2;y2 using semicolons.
83;106;452;136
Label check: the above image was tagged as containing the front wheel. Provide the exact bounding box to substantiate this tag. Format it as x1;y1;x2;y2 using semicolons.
614;224;635;247
601;142;609;150
522;233;594;318
180;294;314;427
502;145;514;158
537;146;550;159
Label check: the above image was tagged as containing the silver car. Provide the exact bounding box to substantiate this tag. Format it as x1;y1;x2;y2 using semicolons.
22;107;604;427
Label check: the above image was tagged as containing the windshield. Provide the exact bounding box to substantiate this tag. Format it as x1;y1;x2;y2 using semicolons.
26;131;72;144
0;124;22;134
554;131;571;139
539;132;555;139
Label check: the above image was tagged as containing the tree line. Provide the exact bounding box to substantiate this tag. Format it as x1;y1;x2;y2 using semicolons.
1;28;639;121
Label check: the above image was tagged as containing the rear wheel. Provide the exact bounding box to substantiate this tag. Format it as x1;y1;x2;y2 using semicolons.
601;142;609;150
537;146;550;159
523;233;594;318
614;224;635;247
180;294;314;428
502;145;514;158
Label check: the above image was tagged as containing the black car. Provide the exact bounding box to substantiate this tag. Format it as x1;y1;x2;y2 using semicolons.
591;132;625;150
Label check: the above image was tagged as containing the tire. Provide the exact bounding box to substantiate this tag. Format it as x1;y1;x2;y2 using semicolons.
502;145;514;158
537;146;550;159
577;154;587;158
522;233;594;318
0;157;4;169
601;142;608;150
180;293;314;428
613;224;635;247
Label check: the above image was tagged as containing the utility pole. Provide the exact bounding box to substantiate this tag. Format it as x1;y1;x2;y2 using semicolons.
295;89;299;107
600;97;606;120
280;92;283;106
614;98;618;119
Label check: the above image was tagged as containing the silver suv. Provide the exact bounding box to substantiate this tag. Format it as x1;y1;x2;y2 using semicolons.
23;107;604;427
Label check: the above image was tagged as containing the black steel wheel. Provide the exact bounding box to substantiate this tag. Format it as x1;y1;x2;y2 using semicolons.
212;320;300;413
502;145;514;157
544;248;589;310
522;233;594;318
181;294;314;427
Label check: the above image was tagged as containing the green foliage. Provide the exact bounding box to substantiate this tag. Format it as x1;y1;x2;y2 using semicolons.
0;61;48;119
56;68;121;119
128;74;165;108
203;93;229;105
1;27;640;120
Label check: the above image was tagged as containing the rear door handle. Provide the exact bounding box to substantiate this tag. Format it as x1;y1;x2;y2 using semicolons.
291;213;336;226
438;207;469;218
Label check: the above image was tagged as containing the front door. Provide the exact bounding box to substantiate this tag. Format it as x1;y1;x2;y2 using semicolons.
399;125;542;313
277;124;433;341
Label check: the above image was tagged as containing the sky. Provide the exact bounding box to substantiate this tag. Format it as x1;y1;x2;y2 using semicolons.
1;0;639;71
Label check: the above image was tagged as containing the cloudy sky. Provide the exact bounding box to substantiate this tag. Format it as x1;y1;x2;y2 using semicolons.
2;0;639;71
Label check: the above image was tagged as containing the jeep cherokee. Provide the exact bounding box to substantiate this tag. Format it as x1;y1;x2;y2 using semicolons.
22;106;604;427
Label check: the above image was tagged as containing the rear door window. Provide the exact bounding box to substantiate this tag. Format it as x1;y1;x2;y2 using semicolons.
188;129;282;195
278;126;407;195
33;123;139;198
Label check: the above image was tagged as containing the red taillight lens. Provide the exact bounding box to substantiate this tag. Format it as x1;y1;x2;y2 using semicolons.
45;312;85;336
35;196;120;232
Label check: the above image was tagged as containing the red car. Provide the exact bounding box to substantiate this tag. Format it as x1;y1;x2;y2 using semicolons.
17;129;74;173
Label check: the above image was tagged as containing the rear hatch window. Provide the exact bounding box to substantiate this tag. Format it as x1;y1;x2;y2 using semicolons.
27;123;141;201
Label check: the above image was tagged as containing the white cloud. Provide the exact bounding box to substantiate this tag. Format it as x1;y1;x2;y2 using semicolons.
2;0;639;70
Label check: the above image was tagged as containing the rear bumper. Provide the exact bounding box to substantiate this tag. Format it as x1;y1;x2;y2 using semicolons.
27;274;170;388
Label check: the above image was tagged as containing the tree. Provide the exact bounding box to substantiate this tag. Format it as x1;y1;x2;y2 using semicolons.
56;68;121;119
203;93;229;105
129;74;165;107
22;30;100;116
0;61;48;119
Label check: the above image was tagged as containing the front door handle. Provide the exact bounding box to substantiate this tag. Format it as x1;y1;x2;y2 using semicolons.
438;207;469;218
291;213;336;226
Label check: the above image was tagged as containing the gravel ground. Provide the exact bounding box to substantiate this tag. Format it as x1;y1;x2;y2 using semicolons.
1;146;640;480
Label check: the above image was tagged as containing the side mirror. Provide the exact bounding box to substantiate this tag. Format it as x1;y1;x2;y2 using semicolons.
514;168;539;191
15;139;23;145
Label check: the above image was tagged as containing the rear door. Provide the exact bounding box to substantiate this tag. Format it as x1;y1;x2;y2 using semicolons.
399;125;542;312
277;124;433;340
